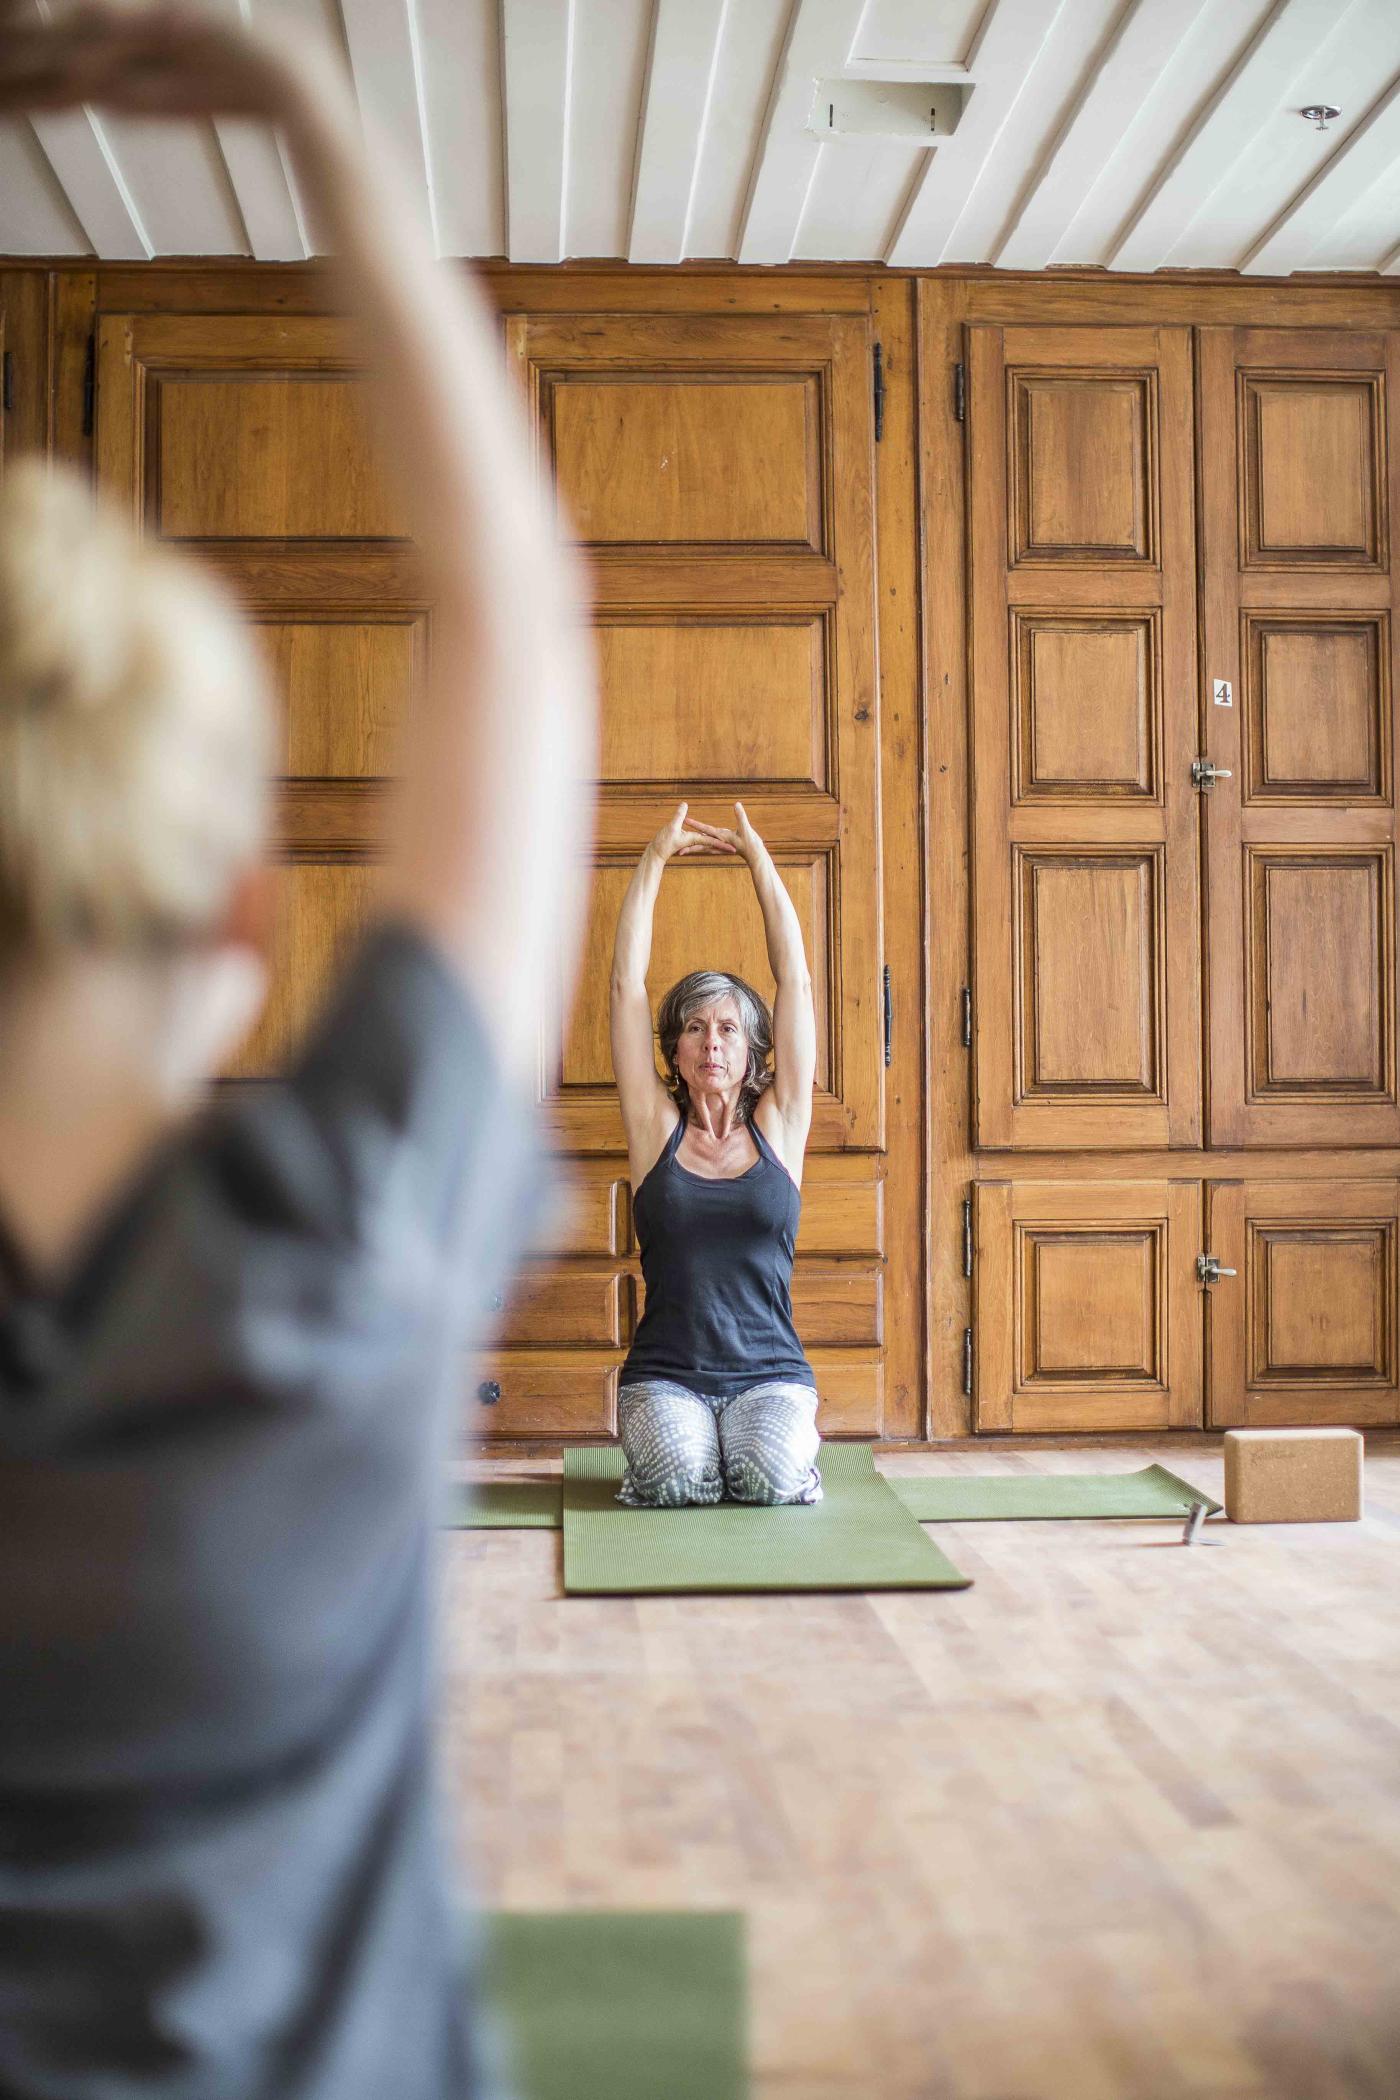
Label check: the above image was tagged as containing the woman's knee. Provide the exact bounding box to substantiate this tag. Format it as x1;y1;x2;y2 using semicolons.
618;1387;721;1506
723;1445;816;1504
720;1390;821;1505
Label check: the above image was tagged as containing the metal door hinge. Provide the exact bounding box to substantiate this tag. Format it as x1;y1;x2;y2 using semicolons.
962;1194;973;1278
961;985;972;1047
1191;758;1233;790
1196;1252;1237;1285
882;963;893;1066
962;1326;974;1396
953;361;966;422
1;352;12;415
873;341;886;441
82;334;95;438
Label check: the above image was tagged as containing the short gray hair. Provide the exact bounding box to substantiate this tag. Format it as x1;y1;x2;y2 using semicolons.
656;970;774;1124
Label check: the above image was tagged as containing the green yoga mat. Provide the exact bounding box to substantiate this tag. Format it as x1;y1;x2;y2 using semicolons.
889;1464;1222;1522
446;1481;562;1528
562;1441;970;1594
483;1910;745;2100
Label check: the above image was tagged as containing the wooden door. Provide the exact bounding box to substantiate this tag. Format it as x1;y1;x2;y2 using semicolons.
491;310;890;1436
94;313;426;1079
974;1179;1202;1432
1200;328;1400;1148
967;324;1202;1149
1205;1180;1400;1426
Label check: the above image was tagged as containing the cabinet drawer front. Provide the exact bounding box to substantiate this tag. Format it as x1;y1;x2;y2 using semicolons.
811;1357;884;1435
500;1271;628;1347
792;1267;883;1347
467;1359;617;1437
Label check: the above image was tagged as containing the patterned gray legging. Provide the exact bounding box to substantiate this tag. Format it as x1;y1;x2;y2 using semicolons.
616;1378;823;1508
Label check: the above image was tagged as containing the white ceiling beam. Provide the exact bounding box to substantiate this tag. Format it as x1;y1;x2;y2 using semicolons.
736;0;872;267
0;118;90;254
17;0;148;257
994;0;1215;271
1242;74;1400;272
1108;0;1364;273
189;0;305;260
885;0;1071;267
338;0;436;249
415;0;505;258
629;0;729;264
501;0;576;263
26;105;151;258
209;118;306;260
1379;236;1400;273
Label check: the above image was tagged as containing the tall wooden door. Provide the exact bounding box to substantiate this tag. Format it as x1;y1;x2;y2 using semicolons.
495;310;894;1436
1199;327;1400;1148
94;313;423;1067
967;323;1202;1150
94;313;424;1071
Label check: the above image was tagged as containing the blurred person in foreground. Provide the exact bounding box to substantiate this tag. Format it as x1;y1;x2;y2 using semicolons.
0;5;595;2095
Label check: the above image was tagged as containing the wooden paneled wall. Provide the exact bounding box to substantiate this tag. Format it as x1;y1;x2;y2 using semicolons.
2;260;1398;1443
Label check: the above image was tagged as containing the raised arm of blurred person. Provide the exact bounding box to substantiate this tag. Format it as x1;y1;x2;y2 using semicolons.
0;0;596;1091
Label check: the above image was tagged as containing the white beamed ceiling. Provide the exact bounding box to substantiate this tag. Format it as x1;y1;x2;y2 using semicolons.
3;0;1399;274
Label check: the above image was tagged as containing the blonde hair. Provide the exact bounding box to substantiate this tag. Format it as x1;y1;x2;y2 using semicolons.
0;460;275;966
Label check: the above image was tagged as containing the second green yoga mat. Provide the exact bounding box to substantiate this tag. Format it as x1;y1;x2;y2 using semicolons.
562;1441;970;1594
446;1481;562;1528
484;1910;745;2100
889;1463;1222;1522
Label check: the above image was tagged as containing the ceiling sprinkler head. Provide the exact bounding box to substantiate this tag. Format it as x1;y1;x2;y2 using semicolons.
1300;104;1341;132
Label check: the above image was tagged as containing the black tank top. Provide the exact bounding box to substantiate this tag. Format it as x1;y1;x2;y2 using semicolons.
620;1112;816;1399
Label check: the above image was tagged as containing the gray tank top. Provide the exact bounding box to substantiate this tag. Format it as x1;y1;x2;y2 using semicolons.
620;1111;815;1399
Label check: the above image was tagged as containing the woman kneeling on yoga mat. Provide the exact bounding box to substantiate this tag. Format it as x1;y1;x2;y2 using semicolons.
609;802;821;1509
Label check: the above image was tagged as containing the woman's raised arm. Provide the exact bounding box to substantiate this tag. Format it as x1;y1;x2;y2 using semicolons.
0;2;596;1093
610;805;704;1178
687;804;816;1145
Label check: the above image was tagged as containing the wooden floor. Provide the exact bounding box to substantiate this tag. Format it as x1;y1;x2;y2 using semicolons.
443;1438;1400;2100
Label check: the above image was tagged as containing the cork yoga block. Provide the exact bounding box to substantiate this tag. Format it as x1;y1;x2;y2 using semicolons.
1223;1428;1363;1524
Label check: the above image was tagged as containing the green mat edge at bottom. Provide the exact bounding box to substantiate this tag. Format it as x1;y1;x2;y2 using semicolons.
482;1909;746;2100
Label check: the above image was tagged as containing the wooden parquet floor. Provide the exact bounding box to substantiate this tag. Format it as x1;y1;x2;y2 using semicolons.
442;1439;1400;2100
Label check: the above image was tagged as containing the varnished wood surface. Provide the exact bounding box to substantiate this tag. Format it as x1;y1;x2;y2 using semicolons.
446;1437;1400;2098
13;257;1400;1439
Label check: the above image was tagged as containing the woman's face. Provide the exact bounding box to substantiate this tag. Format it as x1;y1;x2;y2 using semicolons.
673;995;747;1102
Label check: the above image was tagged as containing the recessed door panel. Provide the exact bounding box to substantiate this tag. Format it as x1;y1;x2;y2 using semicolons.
1013;613;1159;800
1009;370;1156;564
974;1179;1202;1432
595;615;830;789
230;862;379;1078
152;375;407;540
1206;1181;1400;1426
1242;615;1390;801
548;373;821;549
258;616;425;779
1246;849;1392;1097
1016;848;1163;1096
1240;374;1386;569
